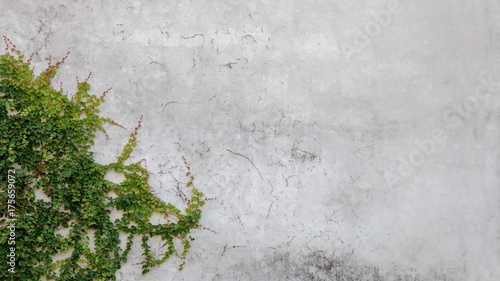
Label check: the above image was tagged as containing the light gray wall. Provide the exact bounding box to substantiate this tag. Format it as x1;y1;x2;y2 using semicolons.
2;0;499;280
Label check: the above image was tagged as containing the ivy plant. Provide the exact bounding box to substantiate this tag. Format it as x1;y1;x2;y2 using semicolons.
0;37;206;280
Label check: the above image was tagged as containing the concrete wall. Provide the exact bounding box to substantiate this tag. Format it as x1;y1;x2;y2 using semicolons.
2;0;499;280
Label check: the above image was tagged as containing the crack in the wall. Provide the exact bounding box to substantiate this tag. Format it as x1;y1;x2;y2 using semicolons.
226;149;264;180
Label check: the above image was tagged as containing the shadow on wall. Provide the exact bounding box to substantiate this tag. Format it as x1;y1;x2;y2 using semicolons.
213;250;464;281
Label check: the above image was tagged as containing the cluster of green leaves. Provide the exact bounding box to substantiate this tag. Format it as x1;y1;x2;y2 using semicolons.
0;38;206;280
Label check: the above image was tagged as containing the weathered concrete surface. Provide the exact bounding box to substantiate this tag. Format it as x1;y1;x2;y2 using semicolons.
1;0;499;280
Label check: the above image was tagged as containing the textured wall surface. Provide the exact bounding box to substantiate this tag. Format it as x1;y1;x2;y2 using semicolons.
2;0;500;280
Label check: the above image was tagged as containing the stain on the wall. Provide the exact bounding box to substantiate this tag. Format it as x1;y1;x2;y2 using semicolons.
216;250;465;281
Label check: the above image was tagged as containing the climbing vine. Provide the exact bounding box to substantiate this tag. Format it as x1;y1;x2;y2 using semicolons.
0;37;206;280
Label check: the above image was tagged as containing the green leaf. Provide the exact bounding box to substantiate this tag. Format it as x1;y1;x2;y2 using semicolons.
0;40;205;280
